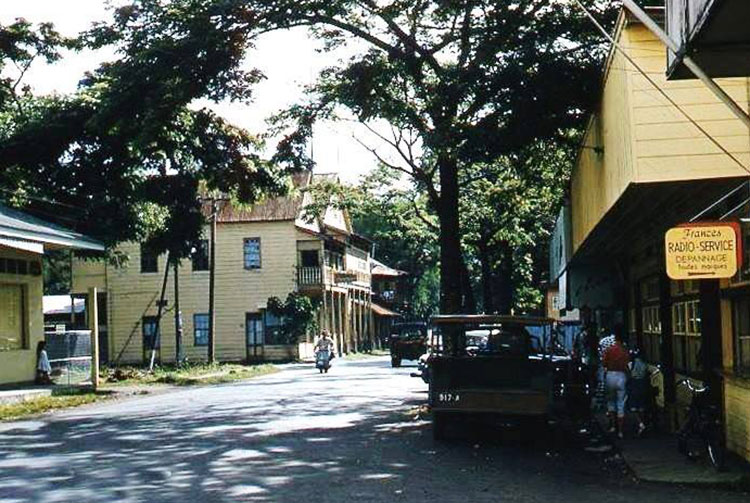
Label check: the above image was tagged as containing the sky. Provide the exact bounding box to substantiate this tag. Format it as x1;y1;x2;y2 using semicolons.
0;0;386;184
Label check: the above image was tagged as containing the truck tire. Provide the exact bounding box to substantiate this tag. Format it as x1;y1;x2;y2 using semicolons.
433;412;449;441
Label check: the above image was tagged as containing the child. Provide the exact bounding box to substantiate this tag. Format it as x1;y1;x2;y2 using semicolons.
36;340;53;385
628;348;649;436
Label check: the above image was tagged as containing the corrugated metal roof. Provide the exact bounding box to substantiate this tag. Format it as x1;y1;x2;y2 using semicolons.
0;203;104;251
371;258;407;277
209;171;312;223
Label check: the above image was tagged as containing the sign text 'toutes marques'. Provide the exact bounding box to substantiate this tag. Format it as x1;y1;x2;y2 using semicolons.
664;223;742;280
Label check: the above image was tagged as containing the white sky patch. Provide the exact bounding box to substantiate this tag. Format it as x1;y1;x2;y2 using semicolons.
0;0;400;183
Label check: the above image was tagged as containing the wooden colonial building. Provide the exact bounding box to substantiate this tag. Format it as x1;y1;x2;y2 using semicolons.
551;7;750;463
72;172;375;364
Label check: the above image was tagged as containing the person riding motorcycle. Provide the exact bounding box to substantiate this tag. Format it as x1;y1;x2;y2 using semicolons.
315;330;336;358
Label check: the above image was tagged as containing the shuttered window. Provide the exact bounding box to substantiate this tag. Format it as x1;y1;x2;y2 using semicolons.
0;284;25;351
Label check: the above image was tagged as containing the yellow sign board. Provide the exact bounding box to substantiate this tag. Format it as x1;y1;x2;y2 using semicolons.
665;223;741;280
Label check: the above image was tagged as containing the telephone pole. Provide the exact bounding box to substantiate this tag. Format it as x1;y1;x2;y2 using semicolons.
208;199;217;363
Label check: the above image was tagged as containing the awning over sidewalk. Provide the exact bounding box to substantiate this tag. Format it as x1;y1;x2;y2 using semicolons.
0;203;104;251
372;303;401;317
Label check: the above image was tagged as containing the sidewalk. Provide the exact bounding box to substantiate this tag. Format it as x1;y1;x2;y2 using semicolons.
0;385;55;405
593;414;750;488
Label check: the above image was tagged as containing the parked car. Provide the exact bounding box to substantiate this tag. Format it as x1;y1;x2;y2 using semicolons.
389;322;428;367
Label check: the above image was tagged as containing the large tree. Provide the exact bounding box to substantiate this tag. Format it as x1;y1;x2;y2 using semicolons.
0;4;288;261
261;0;615;313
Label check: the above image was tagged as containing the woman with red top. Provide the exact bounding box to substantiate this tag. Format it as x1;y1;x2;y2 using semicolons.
602;328;629;438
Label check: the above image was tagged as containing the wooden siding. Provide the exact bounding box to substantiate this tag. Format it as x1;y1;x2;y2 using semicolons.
628;23;750;183
80;220;302;364
724;377;750;462
0;248;44;384
570;19;750;254
71;259;106;294
571;21;635;252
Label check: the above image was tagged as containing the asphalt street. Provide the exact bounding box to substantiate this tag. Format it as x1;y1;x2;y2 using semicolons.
0;357;747;502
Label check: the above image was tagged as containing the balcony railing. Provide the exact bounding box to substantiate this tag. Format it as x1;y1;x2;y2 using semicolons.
298;266;322;286
297;265;371;288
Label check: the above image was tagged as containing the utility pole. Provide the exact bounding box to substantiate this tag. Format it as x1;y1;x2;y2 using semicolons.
174;259;183;363
150;253;170;372
208;199;218;363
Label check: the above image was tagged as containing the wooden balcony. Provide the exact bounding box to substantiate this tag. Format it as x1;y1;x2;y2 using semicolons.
297;266;370;290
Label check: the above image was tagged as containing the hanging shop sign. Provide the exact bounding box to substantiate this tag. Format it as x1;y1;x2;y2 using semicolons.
665;222;742;280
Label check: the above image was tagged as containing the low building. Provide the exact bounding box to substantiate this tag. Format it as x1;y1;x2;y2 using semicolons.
0;204;103;385
370;259;407;343
551;7;750;463
43;295;86;329
72;172;375;364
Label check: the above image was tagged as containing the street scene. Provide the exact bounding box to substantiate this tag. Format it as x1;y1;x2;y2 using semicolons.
1;357;747;502
3;0;750;502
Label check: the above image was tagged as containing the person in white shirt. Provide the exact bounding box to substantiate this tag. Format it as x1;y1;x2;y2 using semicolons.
36;340;53;385
315;330;335;355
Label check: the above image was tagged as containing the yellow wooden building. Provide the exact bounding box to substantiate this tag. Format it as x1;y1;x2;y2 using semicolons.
551;7;750;463
72;172;375;364
0;204;103;385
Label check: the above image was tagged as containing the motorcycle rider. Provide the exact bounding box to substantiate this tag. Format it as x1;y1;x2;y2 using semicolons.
315;330;336;361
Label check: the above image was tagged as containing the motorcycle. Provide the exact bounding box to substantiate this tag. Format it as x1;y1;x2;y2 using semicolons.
315;349;332;373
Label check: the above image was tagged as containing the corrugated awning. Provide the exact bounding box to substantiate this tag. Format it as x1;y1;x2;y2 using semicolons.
0;237;44;254
372;303;401;317
0;203;104;251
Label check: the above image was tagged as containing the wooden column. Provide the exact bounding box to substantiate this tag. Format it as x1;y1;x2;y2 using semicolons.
659;272;676;407
338;292;345;354
88;287;99;390
699;279;723;406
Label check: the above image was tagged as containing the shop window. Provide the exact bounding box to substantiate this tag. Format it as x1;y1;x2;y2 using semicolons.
641;277;659;302
264;311;285;345
732;297;750;375
191;240;209;272
641;305;661;363
0;284;25;351
732;224;750;284
194;314;209;346
672;300;702;375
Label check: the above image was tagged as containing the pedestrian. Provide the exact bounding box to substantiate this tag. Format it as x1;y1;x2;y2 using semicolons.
35;340;53;385
628;348;649;436
602;327;629;438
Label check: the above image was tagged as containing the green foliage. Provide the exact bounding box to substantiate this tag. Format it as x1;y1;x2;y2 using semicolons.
266;293;319;344
43;250;72;295
0;1;290;262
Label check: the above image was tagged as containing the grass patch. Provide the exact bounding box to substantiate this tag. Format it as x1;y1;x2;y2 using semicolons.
104;362;279;387
0;389;105;421
341;349;389;360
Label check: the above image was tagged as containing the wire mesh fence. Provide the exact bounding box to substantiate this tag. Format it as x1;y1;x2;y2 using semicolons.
45;330;92;387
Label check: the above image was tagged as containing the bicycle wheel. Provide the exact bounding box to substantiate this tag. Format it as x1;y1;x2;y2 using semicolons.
707;431;726;471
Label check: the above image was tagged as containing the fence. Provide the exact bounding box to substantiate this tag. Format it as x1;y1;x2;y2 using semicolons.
45;330;92;387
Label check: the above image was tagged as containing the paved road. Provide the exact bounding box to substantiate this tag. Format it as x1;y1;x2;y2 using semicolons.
0;357;747;502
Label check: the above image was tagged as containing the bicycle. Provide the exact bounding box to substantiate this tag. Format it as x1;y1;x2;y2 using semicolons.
676;379;725;471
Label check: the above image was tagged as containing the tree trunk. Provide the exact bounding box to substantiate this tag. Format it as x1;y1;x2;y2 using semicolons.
437;155;463;314
478;240;494;314
496;244;514;314
459;254;477;314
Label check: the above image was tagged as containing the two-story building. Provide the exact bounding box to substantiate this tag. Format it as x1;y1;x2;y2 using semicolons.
0;203;103;385
551;7;750;463
72;171;375;364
